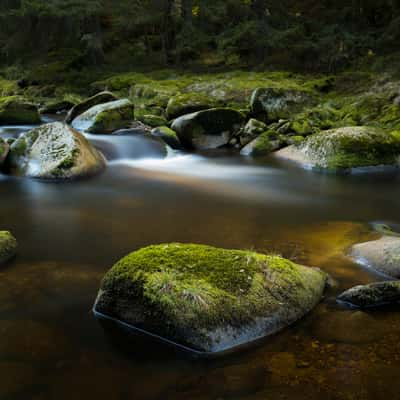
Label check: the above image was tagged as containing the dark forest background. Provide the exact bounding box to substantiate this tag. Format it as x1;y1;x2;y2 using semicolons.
1;0;400;73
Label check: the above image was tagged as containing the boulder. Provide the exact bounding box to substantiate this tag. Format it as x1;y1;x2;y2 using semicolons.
0;96;40;125
65;91;117;123
351;236;400;278
0;137;10;166
166;93;218;120
151;126;182;150
7;122;105;180
275;126;400;172
240;130;281;156
94;243;327;354
136;114;167;128
71;99;134;134
338;281;400;308
239;118;268;146
39;100;75;115
250;87;313;122
0;231;17;264
171;108;245;150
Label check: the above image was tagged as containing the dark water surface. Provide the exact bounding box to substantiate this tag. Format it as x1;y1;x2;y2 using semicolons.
1;120;400;400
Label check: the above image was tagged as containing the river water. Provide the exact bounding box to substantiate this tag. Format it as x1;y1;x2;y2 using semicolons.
1;119;400;400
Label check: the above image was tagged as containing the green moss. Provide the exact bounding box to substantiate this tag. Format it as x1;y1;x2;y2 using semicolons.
151;126;182;149
166;92;218;119
100;243;325;335
0;96;40;124
136;113;168;127
0;231;17;264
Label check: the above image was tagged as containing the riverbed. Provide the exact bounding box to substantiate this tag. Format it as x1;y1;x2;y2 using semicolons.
1;119;400;400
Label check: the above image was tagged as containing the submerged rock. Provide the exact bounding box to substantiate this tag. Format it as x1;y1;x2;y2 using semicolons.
0;96;40;125
0;137;9;166
275;126;400;172
151;126;182;150
65;91;118;123
250;87;313;122
338;281;400;308
171;108;245;150
71;99;135;134
7;122;105;180
0;231;17;264
94;243;327;354
351;236;400;278
166;93;218;120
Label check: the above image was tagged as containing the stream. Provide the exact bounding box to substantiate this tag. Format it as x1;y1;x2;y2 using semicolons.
1;118;400;399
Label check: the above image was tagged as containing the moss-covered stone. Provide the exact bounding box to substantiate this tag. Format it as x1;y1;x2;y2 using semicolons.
7;122;105;180
94;243;327;353
338;281;400;308
151;126;182;150
240;130;281;156
238;118;268;146
0;137;10;166
276;126;400;172
0;96;40;125
250;87;314;122
166;93;218;120
136;114;168;128
65;91;118;124
39;100;76;115
171;108;245;150
71;99;134;134
0;231;17;265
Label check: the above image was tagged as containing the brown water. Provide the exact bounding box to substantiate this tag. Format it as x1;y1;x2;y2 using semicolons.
1;120;400;400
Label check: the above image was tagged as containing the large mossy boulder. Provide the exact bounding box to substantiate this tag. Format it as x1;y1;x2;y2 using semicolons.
171;108;245;150
0;232;17;264
0;96;40;125
250;87;313;122
94;243;327;354
7;122;105;180
166;93;218;120
275;126;400;172
0;138;9;166
65;91;117;124
351;236;400;279
338;281;400;308
71;99;135;134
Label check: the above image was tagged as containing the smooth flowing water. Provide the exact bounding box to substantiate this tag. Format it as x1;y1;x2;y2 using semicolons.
1;119;400;400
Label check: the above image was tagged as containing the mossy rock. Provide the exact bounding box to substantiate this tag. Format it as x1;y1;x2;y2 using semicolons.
0;137;10;166
0;96;40;125
250;87;314;122
39;100;76;115
65;91;118;124
351;236;400;279
238;118;268;146
0;232;17;265
136;114;168;128
338;281;400;308
166;93;218;120
6;122;105;180
151;126;183;150
240;130;281;157
71;99;134;134
171;108;245;150
94;243;327;354
276;126;400;172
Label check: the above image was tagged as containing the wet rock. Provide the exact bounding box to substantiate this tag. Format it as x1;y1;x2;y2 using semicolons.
250;87;313;122
238;118;268;146
171;108;245;150
71;99;135;134
94;243;327;354
151;126;182;150
0;96;40;125
166;93;218;120
7;122;105;180
0;137;9;166
275;126;400;172
65;91;118;124
39;100;75;114
0;231;17;264
338;281;400;308
240;130;281;156
351;236;400;278
136;114;168;128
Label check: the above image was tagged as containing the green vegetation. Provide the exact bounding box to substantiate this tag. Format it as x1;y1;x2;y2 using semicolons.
0;231;17;264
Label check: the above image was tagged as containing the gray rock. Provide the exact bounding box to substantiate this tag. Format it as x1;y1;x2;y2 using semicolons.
65;91;117;123
0;138;9;166
171;108;245;150
7;122;105;180
151;126;182;150
338;281;400;308
239;118;268;146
